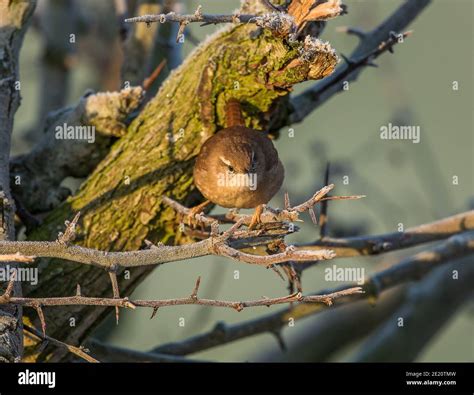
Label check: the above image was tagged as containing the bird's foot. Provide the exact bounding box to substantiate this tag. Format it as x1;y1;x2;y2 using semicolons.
248;204;264;230
186;200;211;228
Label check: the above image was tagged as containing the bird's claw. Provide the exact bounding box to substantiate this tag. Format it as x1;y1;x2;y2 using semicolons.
248;204;264;230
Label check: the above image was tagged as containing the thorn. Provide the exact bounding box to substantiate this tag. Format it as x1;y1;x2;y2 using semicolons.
389;31;399;40
142;59;167;91
270;265;285;282
57;211;81;245
144;239;161;249
271;330;287;351
76;284;81;296
150;307;159;319
340;53;354;66
108;271;120;325
308;208;317;225
210;221;219;237
191;276;201;299
212;321;227;337
323;298;333;306
4;271;17;298
284;192;290;210
336;26;366;40
37;338;49;354
35;305;46;337
194;5;203;18
176;21;188;43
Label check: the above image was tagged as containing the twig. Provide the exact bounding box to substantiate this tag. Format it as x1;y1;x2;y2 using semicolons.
56;211;80;245
142;59;167;91
85;338;209;363
164;185;363;227
23;324;99;363
0;253;35;262
108;270;121;325
214;243;335;268
126;5;305;42
0;198;338;270
298;210;474;258
0;276;362;313
0;232;335;271
318;162;330;238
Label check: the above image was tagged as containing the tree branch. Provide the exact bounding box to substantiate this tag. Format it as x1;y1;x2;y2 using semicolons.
287;0;432;125
150;231;474;355
352;255;474;362
125;7;299;41
298;211;474;258
164;184;364;227
0;185;364;270
0;0;37;363
0;277;362;313
0;229;336;271
23;324;98;363
10;87;144;214
85;338;209;363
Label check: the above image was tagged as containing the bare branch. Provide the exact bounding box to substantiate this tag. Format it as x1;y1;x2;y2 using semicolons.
85;338;209;363
288;0;432;125
318;162;331;238
0;253;35;263
24;324;99;363
0;232;335;271
0;276;361;313
11;87;144;213
125;9;297;40
164;185;363;227
56;212;80;245
298;211;474;258
151;232;474;355
352;255;474;362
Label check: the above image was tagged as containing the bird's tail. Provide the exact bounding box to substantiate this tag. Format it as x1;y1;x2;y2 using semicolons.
225;98;246;128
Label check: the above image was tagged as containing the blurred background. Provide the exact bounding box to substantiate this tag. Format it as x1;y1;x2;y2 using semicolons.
12;0;473;361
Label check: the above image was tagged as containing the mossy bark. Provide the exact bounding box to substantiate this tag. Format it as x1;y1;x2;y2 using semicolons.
23;23;337;361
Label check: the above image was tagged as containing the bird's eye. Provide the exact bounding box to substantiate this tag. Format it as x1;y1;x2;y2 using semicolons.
228;165;235;173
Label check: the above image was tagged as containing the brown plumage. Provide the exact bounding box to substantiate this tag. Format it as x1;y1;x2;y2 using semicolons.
193;100;284;220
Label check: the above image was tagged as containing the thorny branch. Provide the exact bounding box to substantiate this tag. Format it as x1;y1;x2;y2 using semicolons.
125;1;346;42
23;324;98;363
298;211;474;258
288;0;432;124
164;184;364;227
149;231;474;356
0;185;361;270
126;9;294;42
0;271;362;335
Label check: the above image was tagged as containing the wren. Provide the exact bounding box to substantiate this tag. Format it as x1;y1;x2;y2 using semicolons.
192;99;284;228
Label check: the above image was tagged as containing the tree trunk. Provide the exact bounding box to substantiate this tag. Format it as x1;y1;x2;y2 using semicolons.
23;20;338;361
0;0;36;362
